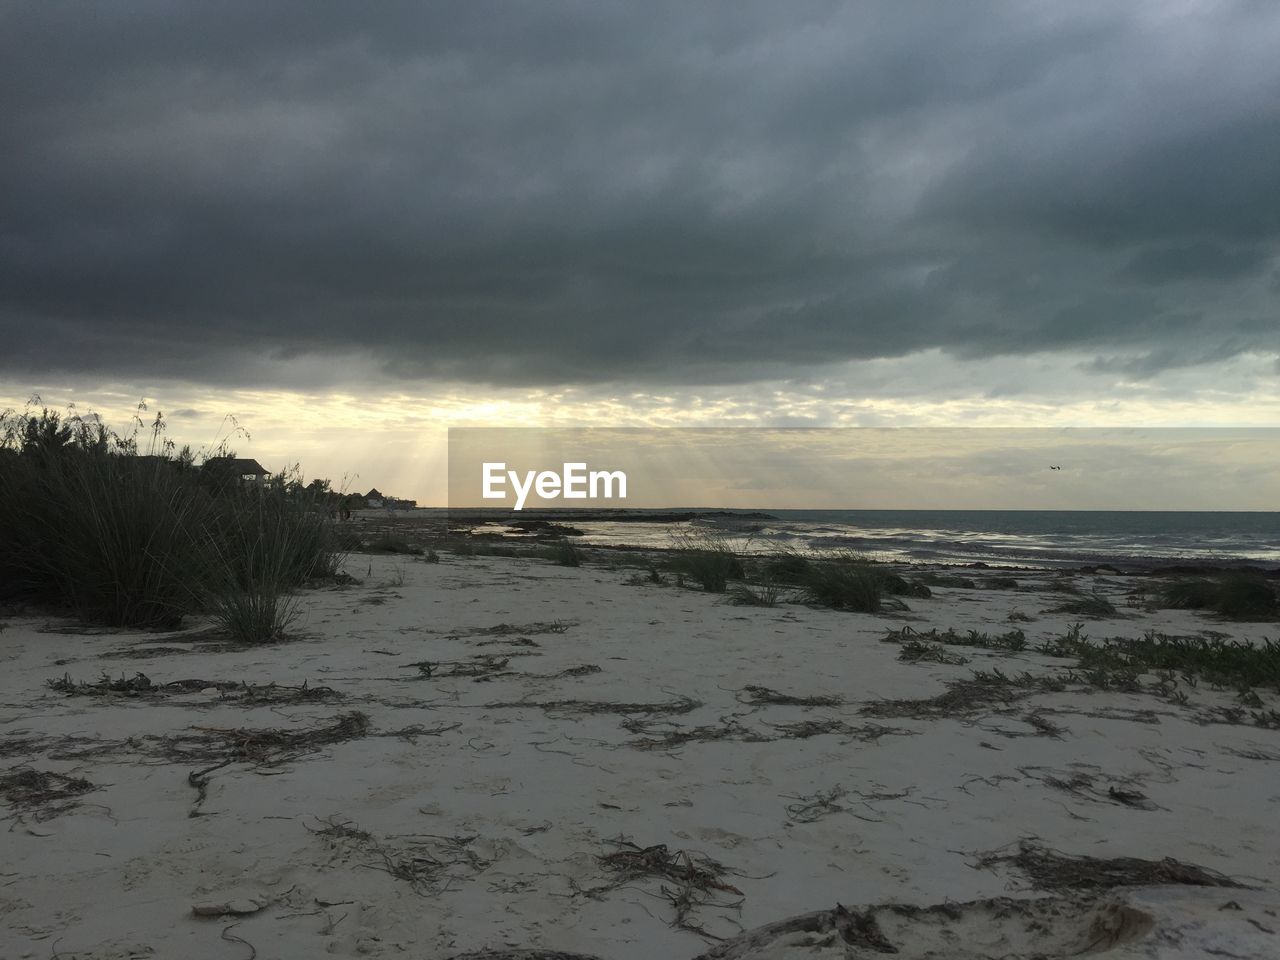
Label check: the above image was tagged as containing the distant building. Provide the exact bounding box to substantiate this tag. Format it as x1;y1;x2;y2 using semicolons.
364;487;384;508
204;457;271;485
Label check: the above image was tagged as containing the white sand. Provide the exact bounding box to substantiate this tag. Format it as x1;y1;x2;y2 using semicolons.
1;553;1277;958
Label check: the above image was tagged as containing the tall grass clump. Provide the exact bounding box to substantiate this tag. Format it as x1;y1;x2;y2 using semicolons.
1158;573;1279;622
668;528;745;593
203;490;339;643
796;552;900;613
0;404;339;637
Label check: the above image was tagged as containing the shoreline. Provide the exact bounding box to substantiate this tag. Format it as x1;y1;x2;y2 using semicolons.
347;509;1280;576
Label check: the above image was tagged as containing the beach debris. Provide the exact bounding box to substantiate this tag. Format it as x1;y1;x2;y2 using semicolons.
307;815;492;895
476;620;573;636
592;838;745;937
475;635;541;648
782;785;850;823
736;685;843;707
1023;767;1160;810
406;655;513;681
975;839;1250;891
628;718;765;750
47;671;156;696
380;722;463;743
485;695;701;716
860;669;1056;721
192;898;267;918
44;672;343;705
0;766;96;820
628;716;910;751
450;952;603;959
162;711;371;765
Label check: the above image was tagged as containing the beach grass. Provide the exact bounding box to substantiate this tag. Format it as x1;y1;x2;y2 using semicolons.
668;528;744;592
1157;572;1279;621
546;541;582;567
0;405;339;635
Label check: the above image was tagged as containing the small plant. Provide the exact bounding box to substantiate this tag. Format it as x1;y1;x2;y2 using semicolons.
1046;593;1120;619
884;625;1026;653
898;640;969;665
728;582;783;607
207;586;300;645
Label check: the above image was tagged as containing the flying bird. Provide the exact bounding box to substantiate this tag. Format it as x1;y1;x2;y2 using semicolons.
1049;465;1062;470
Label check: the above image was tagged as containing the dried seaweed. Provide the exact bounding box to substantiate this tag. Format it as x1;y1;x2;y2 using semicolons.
976;839;1249;891
307;816;492;895
45;672;343;705
737;685;843;707
485;695;701;716
0;766;96;820
594;838;744;936
160;711;370;765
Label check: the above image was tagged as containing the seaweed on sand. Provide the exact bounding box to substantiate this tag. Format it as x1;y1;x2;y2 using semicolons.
484;695;702;716
307;815;492;895
593;838;745;937
163;711;371;765
0;766;96;820
737;685;843;707
976;839;1249;892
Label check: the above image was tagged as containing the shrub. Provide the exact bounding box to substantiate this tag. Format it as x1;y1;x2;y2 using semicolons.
1159;573;1279;621
882;573;932;599
1047;593;1120;619
668;528;745;593
206;584;300;645
762;553;815;585
547;541;582;567
0;405;339;634
797;554;905;613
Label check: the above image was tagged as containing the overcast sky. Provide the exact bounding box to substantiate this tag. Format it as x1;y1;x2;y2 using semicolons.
2;2;1277;499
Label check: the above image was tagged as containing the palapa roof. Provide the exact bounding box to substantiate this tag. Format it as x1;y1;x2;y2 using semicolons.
204;457;269;476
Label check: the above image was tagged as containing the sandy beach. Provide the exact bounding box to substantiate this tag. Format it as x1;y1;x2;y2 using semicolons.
3;546;1278;959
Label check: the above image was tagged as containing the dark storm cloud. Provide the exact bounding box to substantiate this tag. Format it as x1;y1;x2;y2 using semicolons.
1;0;1277;388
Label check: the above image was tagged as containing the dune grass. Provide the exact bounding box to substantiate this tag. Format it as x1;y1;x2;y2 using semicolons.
1157;572;1279;621
546;541;582;567
668;528;745;593
0;405;339;637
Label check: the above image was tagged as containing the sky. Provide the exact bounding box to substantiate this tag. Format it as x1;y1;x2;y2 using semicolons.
1;1;1277;503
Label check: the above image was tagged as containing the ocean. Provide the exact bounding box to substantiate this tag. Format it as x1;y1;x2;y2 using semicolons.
564;509;1280;569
